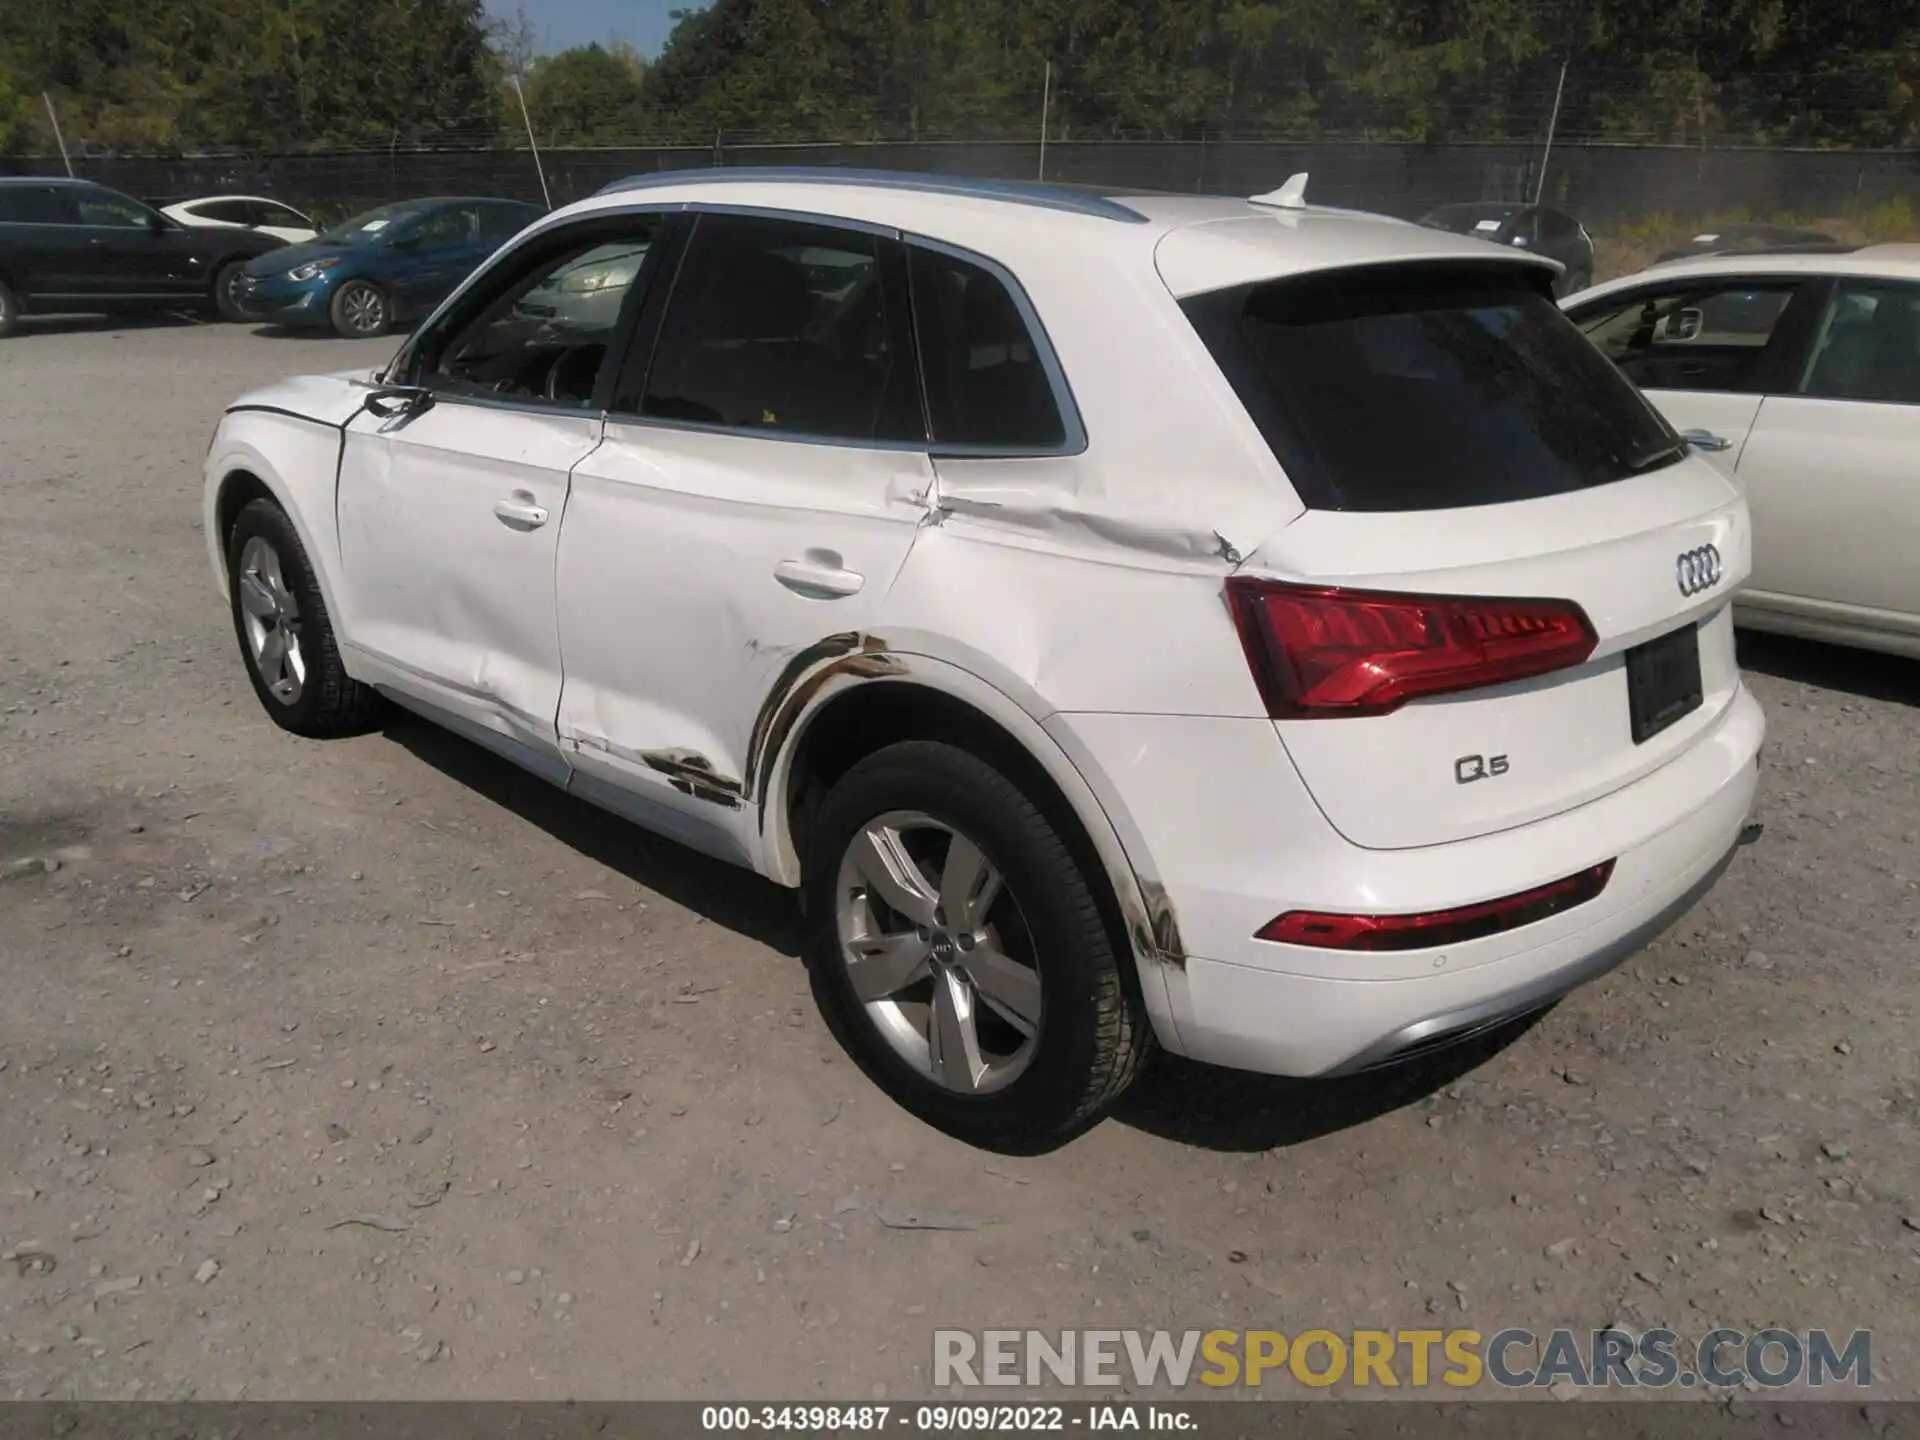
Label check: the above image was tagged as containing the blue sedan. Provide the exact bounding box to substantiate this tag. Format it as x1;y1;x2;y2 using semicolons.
238;196;543;338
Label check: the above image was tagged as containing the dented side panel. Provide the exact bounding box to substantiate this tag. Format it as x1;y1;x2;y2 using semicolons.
553;419;934;836
333;401;600;760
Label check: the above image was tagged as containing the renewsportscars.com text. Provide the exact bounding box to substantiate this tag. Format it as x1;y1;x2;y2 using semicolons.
933;1327;1872;1391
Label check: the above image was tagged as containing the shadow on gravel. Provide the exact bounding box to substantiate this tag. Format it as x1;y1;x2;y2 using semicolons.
380;712;805;959
1114;1010;1548;1153
7;311;210;338
1736;629;1920;707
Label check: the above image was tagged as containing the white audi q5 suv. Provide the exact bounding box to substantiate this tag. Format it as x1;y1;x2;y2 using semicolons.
203;168;1764;1147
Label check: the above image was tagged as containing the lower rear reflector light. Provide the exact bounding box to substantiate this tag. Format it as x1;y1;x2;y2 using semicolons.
1258;862;1616;952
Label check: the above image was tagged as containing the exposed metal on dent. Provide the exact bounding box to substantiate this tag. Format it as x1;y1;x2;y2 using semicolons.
1127;877;1187;970
745;633;910;826
638;748;745;809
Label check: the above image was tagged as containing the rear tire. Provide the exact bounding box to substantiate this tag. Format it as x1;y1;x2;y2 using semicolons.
329;279;390;339
803;740;1151;1151
213;260;251;322
0;280;19;338
226;498;386;738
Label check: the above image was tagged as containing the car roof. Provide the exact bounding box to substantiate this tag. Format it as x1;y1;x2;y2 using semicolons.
1574;242;1920;303
555;168;1562;296
0;175;111;187
171;194;303;207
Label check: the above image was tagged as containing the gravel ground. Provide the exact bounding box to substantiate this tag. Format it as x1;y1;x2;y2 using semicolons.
1;317;1917;1404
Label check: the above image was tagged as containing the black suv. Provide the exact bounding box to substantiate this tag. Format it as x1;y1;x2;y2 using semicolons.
0;177;292;336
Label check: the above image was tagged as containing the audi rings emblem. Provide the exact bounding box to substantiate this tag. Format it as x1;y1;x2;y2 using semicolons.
1676;543;1724;598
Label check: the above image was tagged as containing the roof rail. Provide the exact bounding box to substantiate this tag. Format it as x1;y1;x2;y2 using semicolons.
594;166;1150;224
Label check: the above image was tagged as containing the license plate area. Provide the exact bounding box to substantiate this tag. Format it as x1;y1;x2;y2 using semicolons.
1625;623;1703;744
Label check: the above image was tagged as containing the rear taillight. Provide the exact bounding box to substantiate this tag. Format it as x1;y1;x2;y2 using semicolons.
1258;862;1615;952
1225;579;1597;718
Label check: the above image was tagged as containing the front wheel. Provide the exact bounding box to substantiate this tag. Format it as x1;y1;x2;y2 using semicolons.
0;279;19;338
213;260;251;321
226;498;385;737
804;740;1151;1150
329;279;390;338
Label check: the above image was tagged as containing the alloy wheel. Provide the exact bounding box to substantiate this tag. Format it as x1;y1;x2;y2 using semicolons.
834;811;1044;1095
236;536;306;703
340;284;385;336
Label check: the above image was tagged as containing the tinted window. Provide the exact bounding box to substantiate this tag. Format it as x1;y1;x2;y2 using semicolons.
193;199;256;224
424;220;659;408
320;203;421;244
634;213;920;443
1180;264;1681;513
1422;205;1515;239
1800;283;1920;405
409;205;483;248
257;202;311;229
909;244;1067;450
73;189;151;228
1572;281;1797;394
480;203;537;242
0;185;72;224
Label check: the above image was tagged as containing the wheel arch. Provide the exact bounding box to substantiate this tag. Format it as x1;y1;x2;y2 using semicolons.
763;649;1186;1044
206;420;351;638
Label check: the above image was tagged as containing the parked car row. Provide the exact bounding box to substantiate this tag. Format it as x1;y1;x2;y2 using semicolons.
0;177;540;338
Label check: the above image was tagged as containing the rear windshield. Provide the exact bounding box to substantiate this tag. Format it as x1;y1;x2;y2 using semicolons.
1421;204;1516;236
1180;263;1683;512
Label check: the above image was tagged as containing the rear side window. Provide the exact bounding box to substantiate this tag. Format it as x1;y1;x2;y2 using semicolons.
908;244;1069;452
1181;264;1681;512
195;199;256;224
1798;283;1920;405
0;186;72;224
635;212;922;444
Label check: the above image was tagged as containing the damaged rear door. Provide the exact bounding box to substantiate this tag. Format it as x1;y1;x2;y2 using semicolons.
553;211;932;851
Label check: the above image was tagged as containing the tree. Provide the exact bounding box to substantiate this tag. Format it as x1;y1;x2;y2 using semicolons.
522;42;647;145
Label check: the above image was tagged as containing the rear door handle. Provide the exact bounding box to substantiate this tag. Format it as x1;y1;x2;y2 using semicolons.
774;556;865;598
493;492;550;530
1679;429;1732;453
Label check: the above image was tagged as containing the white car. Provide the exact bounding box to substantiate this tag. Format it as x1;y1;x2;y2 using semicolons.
1566;245;1920;658
201;168;1763;1147
161;194;318;245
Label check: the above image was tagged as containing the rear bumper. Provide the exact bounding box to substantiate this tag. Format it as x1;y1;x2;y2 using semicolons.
1055;682;1764;1077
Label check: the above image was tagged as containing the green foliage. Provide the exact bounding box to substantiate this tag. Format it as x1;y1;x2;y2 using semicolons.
2;0;1917;154
519;42;647;145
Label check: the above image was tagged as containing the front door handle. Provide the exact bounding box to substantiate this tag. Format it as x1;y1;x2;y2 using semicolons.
774;556;865;599
493;492;550;530
1679;428;1732;453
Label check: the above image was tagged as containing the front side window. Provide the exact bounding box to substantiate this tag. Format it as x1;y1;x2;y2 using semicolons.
409;205;483;249
1572;280;1799;394
1181;263;1682;512
73;189;151;229
1799;283;1920;405
909;244;1068;451
632;213;920;443
421;220;660;408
